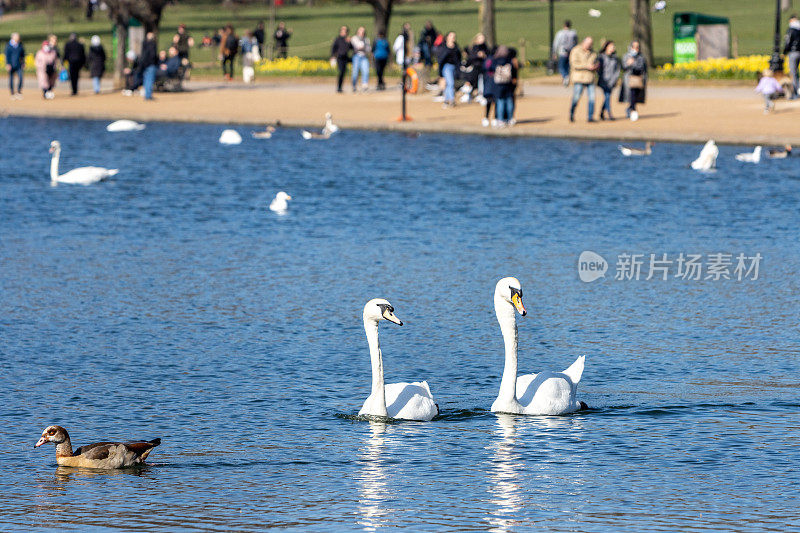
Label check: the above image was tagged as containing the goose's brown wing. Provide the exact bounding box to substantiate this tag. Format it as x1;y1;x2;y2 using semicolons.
74;442;116;460
122;438;161;459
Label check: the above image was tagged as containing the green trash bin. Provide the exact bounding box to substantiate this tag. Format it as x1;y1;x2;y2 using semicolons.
673;12;730;63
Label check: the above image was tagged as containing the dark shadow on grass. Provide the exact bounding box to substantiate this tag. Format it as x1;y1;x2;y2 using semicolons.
515;117;554;124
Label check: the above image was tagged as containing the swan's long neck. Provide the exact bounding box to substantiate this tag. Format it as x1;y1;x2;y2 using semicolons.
364;317;388;417
495;294;519;406
50;148;60;184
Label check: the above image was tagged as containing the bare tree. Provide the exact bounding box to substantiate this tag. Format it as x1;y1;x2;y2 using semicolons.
479;0;496;48
364;0;394;37
104;0;170;88
630;0;653;66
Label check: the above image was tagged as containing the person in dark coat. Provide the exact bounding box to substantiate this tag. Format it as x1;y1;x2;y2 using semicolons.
253;21;265;56
5;32;25;97
274;21;291;59
221;24;238;80
140;32;158;100
491;46;517;125
597;40;620;120
329;26;351;93
87;35;105;94
620;40;647;121
63;33;85;95
783;14;800;99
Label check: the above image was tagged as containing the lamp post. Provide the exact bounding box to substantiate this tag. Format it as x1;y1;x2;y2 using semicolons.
547;0;555;74
770;0;783;72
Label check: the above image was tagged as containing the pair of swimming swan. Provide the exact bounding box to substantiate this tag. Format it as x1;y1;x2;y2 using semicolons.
360;277;586;422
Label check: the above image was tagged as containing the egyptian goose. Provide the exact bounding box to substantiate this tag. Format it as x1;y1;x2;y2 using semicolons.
768;144;792;158
251;126;276;139
35;425;161;469
618;141;654;157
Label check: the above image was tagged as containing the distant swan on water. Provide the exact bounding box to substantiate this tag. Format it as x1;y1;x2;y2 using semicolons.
735;145;762;163
301;112;339;140
269;191;292;214
219;129;242;145
490;277;587;416
49;140;118;186
106;120;145;132
690;140;719;170
359;299;439;421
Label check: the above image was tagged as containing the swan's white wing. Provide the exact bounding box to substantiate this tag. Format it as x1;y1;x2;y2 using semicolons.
57;167;117;185
301;130;313;140
385;381;438;421
619;146;632;157
562;355;585;384
516;371;580;415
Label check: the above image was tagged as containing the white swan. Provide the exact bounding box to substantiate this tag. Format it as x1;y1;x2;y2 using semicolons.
269;191;292;214
219;129;242;145
359;299;438;421
323;112;339;135
301;112;338;140
49;141;118;186
691;140;719;170
106;119;145;132
735;145;762;163
490;277;586;416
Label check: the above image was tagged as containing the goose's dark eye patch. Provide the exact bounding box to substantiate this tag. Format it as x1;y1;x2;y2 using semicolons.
48;428;57;435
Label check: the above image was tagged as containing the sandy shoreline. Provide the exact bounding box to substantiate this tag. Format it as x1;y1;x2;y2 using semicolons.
3;78;798;145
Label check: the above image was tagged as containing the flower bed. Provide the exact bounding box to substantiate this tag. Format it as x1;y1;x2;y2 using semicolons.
657;55;788;80
254;56;335;76
0;54;36;70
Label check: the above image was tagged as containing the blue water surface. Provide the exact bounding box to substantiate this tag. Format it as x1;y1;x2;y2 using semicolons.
1;117;798;531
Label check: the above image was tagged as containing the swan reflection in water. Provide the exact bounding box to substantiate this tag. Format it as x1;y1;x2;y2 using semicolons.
486;415;588;531
356;421;391;532
486;414;524;532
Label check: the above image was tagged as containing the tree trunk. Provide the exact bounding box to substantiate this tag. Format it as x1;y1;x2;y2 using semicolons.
480;0;496;48
631;0;654;66
113;20;128;89
367;0;393;37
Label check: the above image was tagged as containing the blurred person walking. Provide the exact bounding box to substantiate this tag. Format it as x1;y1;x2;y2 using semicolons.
350;26;371;92
437;31;460;108
140;32;158;100
34;40;58;99
254;21;265;56
87;35;105;94
393;22;411;67
330;26;351;93
274;22;292;59
620;40;647;121
5;32;24;98
597;40;620;120
552;20;577;86
419;20;438;68
492;46;517;126
241;30;258;83
373;31;389;90
783;14;800;100
221;25;238;80
568;37;598;122
173;24;194;61
64;33;86;96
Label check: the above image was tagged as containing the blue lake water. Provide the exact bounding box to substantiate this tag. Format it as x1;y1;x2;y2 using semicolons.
1;116;798;531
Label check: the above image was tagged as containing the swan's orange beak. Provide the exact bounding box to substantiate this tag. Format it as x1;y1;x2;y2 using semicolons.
48;146;55;154
511;293;526;316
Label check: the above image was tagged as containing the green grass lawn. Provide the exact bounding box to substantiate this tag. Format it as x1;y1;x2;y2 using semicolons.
0;0;789;70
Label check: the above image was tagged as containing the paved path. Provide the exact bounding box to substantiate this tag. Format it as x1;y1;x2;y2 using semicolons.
2;77;797;145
